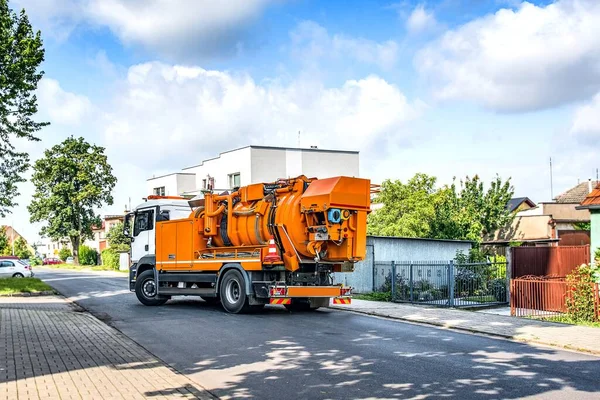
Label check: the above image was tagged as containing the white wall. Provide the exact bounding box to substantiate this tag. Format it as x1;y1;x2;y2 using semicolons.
146;174;179;196
250;148;288;182
146;173;195;196
150;147;360;195
176;174;196;194
185;147;253;191
301;151;359;179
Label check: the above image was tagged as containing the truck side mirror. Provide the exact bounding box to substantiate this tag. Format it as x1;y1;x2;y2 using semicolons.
123;213;133;238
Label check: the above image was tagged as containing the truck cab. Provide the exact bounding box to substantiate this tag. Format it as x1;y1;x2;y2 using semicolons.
124;197;191;291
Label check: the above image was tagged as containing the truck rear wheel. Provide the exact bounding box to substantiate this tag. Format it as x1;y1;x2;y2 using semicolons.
135;270;168;306
219;269;249;314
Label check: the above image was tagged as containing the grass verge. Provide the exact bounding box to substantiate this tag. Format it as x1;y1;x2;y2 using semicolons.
355;292;392;302
539;315;600;328
0;278;54;296
41;263;127;273
462;295;498;303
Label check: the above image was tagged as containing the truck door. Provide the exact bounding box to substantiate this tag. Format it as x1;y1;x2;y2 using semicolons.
131;208;155;262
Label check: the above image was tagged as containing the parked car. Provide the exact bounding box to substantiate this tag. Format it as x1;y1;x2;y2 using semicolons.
0;257;34;278
43;257;61;265
66;256;74;264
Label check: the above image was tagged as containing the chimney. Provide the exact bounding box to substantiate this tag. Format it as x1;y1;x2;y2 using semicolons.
589;178;593;193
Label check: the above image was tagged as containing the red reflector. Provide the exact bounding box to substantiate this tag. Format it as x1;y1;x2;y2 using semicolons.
269;287;287;296
340;287;352;296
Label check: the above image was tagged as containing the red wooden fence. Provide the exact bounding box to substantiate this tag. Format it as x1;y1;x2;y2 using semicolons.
512;245;590;278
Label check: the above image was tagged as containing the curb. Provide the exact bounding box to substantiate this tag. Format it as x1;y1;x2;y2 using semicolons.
329;306;600;356
0;290;57;298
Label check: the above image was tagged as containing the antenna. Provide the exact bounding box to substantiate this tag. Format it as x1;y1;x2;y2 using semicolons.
549;157;554;200
298;130;301;147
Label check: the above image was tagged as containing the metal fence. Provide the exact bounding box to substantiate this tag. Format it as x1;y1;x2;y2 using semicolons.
373;260;508;307
511;277;600;319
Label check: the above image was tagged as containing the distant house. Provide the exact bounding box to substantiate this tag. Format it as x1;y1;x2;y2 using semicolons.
577;183;600;263
40;214;125;257
506;197;536;213
0;226;35;256
487;181;596;247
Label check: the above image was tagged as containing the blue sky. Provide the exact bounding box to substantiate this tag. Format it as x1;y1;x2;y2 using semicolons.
2;0;599;243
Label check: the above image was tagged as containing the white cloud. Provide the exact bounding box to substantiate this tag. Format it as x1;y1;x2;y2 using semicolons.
570;93;600;144
406;5;438;34
37;78;92;125
415;0;600;112
103;62;421;174
12;0;272;59
290;21;399;70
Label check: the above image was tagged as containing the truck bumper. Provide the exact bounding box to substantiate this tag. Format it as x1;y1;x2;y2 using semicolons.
128;263;137;291
268;285;352;305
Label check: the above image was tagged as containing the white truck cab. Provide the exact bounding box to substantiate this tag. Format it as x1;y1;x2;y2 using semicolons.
124;197;192;290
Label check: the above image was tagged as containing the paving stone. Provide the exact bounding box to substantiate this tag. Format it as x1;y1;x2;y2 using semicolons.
0;296;215;400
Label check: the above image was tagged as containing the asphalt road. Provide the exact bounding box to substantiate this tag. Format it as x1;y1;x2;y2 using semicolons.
38;268;600;400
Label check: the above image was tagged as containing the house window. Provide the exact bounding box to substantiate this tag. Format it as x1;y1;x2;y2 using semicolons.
153;187;165;196
228;173;241;189
202;179;207;189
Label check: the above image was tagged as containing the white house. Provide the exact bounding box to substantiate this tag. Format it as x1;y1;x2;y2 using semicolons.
147;145;360;197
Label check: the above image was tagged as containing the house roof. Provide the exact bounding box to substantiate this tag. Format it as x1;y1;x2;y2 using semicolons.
554;181;599;203
506;197;536;212
579;183;600;208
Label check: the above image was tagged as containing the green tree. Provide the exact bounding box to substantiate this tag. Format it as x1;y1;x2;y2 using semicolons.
58;247;71;262
13;236;31;259
0;1;48;217
0;226;9;255
431;175;514;243
573;222;591;231
368;173;438;237
28;136;117;264
107;221;130;250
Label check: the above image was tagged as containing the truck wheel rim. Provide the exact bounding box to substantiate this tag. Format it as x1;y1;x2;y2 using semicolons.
225;279;241;304
143;279;156;298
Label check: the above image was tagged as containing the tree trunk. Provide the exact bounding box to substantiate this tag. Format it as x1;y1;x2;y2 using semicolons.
71;236;80;265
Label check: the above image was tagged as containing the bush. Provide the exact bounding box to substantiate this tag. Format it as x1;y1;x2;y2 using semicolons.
78;245;98;266
30;257;42;266
566;264;599;322
101;248;120;269
488;278;507;302
58;247;71;262
455;267;484;296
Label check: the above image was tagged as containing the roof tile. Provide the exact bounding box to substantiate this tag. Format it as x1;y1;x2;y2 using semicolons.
555;181;599;203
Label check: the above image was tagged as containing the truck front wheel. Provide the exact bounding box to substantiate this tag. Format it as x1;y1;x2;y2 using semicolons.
219;269;249;314
135;270;168;306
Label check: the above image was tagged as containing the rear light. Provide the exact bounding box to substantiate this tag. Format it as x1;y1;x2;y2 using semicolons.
340;287;352;296
269;287;287;297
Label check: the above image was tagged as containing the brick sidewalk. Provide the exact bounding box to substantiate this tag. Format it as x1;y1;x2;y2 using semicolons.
0;296;216;400
331;299;600;354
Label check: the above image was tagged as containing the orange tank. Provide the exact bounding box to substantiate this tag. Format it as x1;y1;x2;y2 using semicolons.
190;175;371;270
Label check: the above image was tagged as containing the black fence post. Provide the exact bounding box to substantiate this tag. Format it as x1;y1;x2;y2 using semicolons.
391;261;396;302
409;263;414;303
448;260;455;307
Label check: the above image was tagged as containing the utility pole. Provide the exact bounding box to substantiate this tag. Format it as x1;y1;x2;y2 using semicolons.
11;220;14;256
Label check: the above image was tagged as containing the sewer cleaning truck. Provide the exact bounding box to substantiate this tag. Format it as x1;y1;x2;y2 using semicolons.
124;175;371;313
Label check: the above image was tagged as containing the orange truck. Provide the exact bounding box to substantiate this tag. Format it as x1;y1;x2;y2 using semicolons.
124;175;371;313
